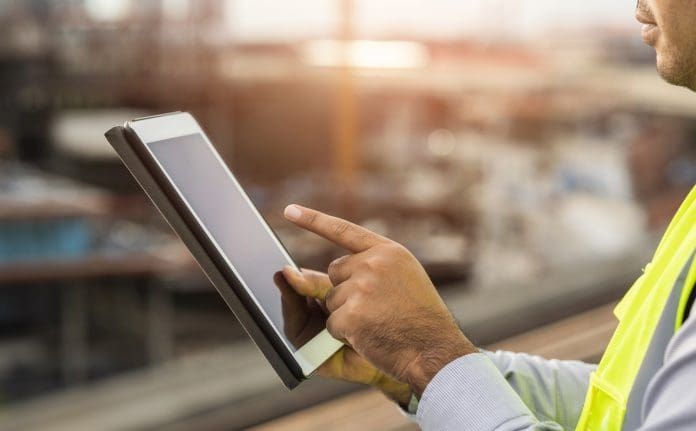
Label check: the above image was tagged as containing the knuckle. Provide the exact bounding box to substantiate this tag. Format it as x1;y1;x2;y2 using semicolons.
292;279;310;295
332;221;350;238
326;316;337;335
305;210;318;226
308;277;331;298
356;230;372;247
366;255;383;269
325;289;338;312
308;271;328;286
328;256;346;274
344;299;361;320
351;278;370;295
360;255;386;273
327;260;338;274
328;257;350;285
327;266;337;280
387;241;405;252
326;315;343;339
386;242;410;258
357;258;372;271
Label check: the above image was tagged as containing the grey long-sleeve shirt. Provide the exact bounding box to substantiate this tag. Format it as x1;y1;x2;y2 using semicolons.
412;299;696;430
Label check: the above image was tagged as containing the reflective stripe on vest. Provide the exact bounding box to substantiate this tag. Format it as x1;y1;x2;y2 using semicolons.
575;185;696;431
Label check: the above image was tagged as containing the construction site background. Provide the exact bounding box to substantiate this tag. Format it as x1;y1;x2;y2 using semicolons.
0;1;694;430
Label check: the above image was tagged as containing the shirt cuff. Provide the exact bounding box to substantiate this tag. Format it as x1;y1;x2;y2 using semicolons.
416;352;537;431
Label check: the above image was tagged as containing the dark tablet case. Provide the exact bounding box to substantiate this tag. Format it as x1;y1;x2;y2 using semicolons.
105;125;303;389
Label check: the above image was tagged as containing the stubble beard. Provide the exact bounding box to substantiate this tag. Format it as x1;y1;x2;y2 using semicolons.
656;43;696;92
637;0;696;92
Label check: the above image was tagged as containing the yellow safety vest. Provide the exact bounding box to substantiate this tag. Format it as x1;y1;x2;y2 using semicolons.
576;185;696;430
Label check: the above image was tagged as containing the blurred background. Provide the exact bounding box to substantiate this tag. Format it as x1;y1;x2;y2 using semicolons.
0;0;695;430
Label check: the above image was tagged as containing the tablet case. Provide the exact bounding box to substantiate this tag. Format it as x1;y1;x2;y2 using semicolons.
105;126;303;389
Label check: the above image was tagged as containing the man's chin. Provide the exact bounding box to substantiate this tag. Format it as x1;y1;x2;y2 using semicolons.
656;56;696;92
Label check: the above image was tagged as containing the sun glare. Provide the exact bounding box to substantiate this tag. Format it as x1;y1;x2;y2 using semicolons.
303;40;429;69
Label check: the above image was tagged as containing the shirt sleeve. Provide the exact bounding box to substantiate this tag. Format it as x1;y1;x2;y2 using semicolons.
482;350;596;428
415;298;696;430
416;353;567;430
403;350;594;428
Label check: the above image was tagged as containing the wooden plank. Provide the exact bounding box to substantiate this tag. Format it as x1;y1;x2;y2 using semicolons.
447;247;650;345
0;343;356;431
0;343;276;431
250;390;418;431
487;302;617;361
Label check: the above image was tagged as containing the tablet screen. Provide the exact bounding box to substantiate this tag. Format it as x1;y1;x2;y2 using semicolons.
146;133;310;353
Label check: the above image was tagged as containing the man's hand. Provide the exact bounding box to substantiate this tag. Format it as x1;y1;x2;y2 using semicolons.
283;204;477;397
275;268;411;404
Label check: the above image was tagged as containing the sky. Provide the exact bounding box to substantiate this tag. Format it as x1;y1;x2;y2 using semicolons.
225;0;641;41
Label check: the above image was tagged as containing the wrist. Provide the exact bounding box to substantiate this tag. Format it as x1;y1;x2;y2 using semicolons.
405;334;476;397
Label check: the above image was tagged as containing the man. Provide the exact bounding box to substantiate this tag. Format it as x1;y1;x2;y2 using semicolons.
277;1;696;429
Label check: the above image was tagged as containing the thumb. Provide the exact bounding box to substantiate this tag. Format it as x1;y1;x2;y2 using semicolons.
282;266;332;300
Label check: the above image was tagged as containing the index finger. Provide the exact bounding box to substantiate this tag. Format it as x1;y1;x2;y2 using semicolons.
284;205;385;253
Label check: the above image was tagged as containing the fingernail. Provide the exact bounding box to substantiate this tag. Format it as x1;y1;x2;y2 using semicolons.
284;205;302;221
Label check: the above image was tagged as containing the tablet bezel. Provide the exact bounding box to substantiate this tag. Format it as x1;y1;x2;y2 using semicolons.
105;112;342;389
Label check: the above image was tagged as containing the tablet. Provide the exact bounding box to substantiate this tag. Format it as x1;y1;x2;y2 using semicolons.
104;112;342;389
